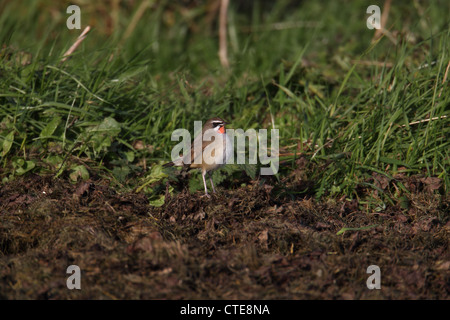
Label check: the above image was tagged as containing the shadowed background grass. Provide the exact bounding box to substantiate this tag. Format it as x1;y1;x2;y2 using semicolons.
0;0;448;206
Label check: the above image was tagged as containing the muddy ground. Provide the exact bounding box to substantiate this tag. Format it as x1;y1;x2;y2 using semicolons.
0;173;448;299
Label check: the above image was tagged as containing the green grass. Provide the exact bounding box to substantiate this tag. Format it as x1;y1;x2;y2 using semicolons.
0;0;448;206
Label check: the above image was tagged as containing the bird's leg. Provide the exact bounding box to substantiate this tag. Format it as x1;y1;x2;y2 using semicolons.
208;172;216;193
202;170;210;197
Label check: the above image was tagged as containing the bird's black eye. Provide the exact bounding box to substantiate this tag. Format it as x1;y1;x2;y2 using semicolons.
212;122;222;128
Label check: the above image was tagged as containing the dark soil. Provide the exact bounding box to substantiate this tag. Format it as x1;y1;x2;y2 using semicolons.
0;174;448;299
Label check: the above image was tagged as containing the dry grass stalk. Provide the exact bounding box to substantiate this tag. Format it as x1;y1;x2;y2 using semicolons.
438;60;450;97
372;0;397;45
218;0;230;69
121;0;153;44
61;26;91;62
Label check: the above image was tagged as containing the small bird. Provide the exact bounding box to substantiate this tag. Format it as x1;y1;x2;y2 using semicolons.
163;117;232;197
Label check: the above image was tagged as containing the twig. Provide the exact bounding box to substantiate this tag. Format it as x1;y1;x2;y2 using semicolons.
121;0;152;44
240;21;319;33
61;26;91;62
401;115;447;127
218;0;230;69
438;60;450;97
373;0;391;41
372;0;397;45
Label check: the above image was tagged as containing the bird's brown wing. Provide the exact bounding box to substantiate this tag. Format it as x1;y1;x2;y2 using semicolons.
187;131;216;168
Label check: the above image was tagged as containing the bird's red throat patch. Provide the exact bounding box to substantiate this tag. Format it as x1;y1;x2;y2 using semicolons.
218;126;225;134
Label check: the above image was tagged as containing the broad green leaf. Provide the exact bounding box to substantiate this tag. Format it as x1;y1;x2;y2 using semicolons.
149;194;166;207
238;163;257;179
2;131;15;157
136;164;167;193
124;151;135;163
85;117;122;154
45;155;63;168
112;166;131;183
40;116;61;138
15;160;36;175
69;165;90;182
91;117;121;134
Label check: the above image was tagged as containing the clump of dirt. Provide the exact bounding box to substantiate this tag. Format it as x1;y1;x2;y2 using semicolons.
0;174;448;299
